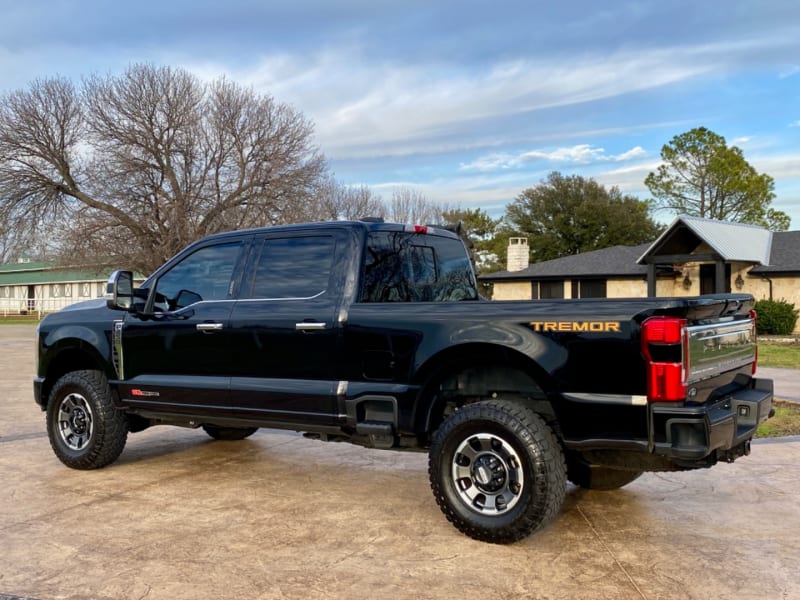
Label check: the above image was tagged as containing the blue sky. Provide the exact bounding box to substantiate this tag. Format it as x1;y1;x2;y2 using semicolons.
1;0;799;227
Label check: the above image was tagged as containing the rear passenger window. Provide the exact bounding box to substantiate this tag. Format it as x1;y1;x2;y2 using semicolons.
361;231;478;302
409;245;436;285
249;236;335;299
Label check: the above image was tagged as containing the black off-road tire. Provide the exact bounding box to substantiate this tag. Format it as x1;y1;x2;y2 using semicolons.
429;399;567;544
202;425;259;440
46;370;128;470
567;456;643;490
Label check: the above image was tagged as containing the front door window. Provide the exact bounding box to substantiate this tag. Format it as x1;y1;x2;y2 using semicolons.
153;242;242;310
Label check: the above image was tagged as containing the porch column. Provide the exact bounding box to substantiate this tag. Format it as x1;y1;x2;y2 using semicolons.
715;259;726;293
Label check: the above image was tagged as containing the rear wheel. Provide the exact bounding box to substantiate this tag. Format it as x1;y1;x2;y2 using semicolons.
429;399;566;544
202;425;258;440
46;370;128;469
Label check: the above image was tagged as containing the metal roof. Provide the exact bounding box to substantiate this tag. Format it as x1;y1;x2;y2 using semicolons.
0;260;54;273
638;215;772;265
0;261;109;286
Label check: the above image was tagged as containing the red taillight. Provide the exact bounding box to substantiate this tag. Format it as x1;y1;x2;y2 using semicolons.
750;309;758;375
405;224;428;234
641;317;683;344
647;363;686;401
641;316;687;402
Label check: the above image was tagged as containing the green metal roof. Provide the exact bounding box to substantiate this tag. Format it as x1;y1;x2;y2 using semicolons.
0;261;109;286
0;260;55;272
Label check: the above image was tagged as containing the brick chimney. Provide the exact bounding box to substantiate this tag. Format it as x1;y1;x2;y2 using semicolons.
507;237;529;272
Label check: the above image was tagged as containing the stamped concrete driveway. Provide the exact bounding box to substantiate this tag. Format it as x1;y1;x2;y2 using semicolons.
759;366;800;403
1;324;799;600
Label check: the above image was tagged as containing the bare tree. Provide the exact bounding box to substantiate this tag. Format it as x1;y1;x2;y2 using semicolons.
0;223;24;264
388;187;452;224
0;217;42;263
310;177;386;221
0;64;327;274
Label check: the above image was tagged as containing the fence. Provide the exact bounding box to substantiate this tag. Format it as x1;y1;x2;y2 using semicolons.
0;296;101;318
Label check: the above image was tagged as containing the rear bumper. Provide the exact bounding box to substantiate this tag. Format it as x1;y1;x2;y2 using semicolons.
651;377;773;465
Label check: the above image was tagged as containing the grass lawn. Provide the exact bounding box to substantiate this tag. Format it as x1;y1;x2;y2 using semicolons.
756;401;800;438
757;341;800;369
0;317;40;325
755;342;800;436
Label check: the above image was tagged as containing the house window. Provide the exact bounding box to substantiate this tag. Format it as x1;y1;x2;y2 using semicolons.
534;280;564;299
50;284;64;298
571;279;607;299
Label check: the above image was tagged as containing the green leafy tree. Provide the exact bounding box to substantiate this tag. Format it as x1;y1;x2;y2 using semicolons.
441;207;506;272
505;172;663;263
645;127;790;231
442;207;497;240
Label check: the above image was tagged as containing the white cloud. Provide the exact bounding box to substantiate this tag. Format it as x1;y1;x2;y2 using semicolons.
459;145;646;172
613;146;648;161
748;152;800;180
519;145;609;164
456;153;518;172
593;161;663;194
206;34;797;159
182;43;719;159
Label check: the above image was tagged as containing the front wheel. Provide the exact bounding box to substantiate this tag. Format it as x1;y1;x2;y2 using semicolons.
428;400;566;544
46;370;128;469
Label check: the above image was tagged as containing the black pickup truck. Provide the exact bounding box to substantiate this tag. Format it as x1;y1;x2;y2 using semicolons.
34;219;773;543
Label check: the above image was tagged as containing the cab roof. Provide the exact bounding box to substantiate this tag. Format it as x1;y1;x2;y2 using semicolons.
201;219;462;241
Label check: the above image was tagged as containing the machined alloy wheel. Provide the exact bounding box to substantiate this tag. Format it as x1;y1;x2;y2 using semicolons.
429;399;567;544
451;432;524;515
56;392;95;451
47;370;128;470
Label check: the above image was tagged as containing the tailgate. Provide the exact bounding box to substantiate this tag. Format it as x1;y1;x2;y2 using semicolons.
685;318;756;384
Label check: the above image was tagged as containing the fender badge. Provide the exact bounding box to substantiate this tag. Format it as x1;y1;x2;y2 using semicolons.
529;321;622;333
131;389;160;398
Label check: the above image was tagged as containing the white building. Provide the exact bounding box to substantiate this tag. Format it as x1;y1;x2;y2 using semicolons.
0;259;112;316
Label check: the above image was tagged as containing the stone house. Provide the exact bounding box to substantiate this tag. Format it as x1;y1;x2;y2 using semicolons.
480;216;800;334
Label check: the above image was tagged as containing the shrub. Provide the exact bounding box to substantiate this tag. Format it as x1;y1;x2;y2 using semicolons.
754;299;799;335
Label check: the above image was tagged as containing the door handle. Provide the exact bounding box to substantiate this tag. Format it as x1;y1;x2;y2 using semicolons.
295;321;327;331
196;322;224;332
